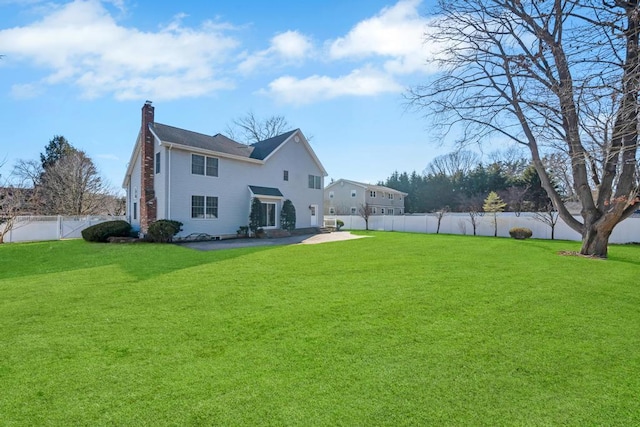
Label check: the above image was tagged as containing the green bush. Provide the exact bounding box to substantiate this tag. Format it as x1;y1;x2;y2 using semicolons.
509;227;533;240
336;219;344;231
280;199;296;231
147;220;183;243
82;220;132;243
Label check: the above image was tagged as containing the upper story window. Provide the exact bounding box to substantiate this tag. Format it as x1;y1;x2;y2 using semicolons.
308;174;321;189
155;152;161;174
283;170;289;181
192;154;219;177
329;191;334;198
388;193;394;200
370;190;376;198
351;190;356;197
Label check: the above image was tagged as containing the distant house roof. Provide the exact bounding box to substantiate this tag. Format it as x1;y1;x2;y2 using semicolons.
249;186;284;197
325;179;408;196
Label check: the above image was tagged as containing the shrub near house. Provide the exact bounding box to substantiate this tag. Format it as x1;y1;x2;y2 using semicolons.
81;220;132;242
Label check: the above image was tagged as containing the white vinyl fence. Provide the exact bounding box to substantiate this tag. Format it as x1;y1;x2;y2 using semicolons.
1;216;126;243
327;212;640;244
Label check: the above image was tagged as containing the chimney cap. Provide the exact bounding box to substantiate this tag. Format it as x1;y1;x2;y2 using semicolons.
145;100;153;105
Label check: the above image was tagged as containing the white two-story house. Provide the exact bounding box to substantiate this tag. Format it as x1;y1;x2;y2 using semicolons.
123;102;327;239
324;179;407;216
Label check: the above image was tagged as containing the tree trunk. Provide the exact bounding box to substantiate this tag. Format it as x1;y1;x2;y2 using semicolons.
493;213;498;237
580;224;613;258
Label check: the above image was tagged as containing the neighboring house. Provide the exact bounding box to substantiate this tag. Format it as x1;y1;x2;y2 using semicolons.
324;179;407;216
123;101;327;238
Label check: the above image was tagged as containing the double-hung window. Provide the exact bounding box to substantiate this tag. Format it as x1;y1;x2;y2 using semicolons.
191;195;218;219
308;174;321;189
192;154;219;177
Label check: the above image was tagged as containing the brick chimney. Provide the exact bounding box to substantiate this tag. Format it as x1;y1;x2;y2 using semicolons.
139;100;156;234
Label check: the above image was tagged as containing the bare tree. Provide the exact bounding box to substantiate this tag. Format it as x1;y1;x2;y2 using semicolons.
502;185;530;216
431;206;449;234
458;193;485;235
407;0;640;257
358;203;373;231
0;161;36;243
534;204;561;240
226;111;291;144
426;150;480;177
39;150;111;215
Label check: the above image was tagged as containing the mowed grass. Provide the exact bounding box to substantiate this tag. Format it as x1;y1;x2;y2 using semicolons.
1;232;639;426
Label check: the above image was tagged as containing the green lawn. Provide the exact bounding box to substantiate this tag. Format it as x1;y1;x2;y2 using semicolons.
1;232;639;425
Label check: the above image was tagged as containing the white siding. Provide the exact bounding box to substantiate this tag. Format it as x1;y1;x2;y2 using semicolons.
165;133;324;237
126;149;142;231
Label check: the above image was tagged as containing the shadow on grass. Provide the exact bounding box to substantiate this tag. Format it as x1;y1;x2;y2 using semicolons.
0;239;280;282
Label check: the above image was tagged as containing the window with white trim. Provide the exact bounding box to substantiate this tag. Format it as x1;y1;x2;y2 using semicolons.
308;174;321;189
191;195;218;219
155;152;161;174
381;208;385;214
329;191;334;198
372;207;377;214
329;207;336;214
350;207;357;215
192;154;219;177
283;170;289;181
370;190;376;198
351;190;356;197
388;193;393;200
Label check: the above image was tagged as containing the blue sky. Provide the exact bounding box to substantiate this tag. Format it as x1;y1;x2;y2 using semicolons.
0;0;455;192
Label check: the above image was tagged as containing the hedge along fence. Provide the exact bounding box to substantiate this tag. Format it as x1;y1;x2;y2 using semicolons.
0;216;126;243
327;212;640;244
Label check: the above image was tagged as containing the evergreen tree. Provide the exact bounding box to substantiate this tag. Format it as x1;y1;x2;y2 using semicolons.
483;191;507;237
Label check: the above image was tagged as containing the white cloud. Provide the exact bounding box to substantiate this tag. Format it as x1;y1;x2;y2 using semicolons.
265;67;403;105
328;0;436;74
10;82;43;99
0;0;239;100
239;30;312;73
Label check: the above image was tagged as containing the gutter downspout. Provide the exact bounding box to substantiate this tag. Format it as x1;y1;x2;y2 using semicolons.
167;144;173;219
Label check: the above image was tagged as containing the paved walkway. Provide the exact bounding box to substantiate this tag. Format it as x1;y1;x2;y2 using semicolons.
179;231;369;251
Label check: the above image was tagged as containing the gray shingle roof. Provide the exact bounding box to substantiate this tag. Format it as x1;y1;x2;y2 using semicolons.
249;129;297;160
151;123;254;158
248;186;283;197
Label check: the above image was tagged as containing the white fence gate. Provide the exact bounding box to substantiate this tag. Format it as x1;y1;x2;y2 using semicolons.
1;216;126;243
327;212;640;244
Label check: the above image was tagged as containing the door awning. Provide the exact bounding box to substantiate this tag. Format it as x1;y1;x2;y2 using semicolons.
248;185;284;198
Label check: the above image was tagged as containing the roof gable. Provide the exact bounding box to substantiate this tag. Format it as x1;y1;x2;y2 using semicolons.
249;129;297;160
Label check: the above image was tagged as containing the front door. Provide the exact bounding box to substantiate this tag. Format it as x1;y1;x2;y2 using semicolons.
310;204;318;226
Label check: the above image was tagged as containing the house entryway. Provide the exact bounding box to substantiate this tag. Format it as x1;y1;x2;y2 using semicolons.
310;204;318;226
